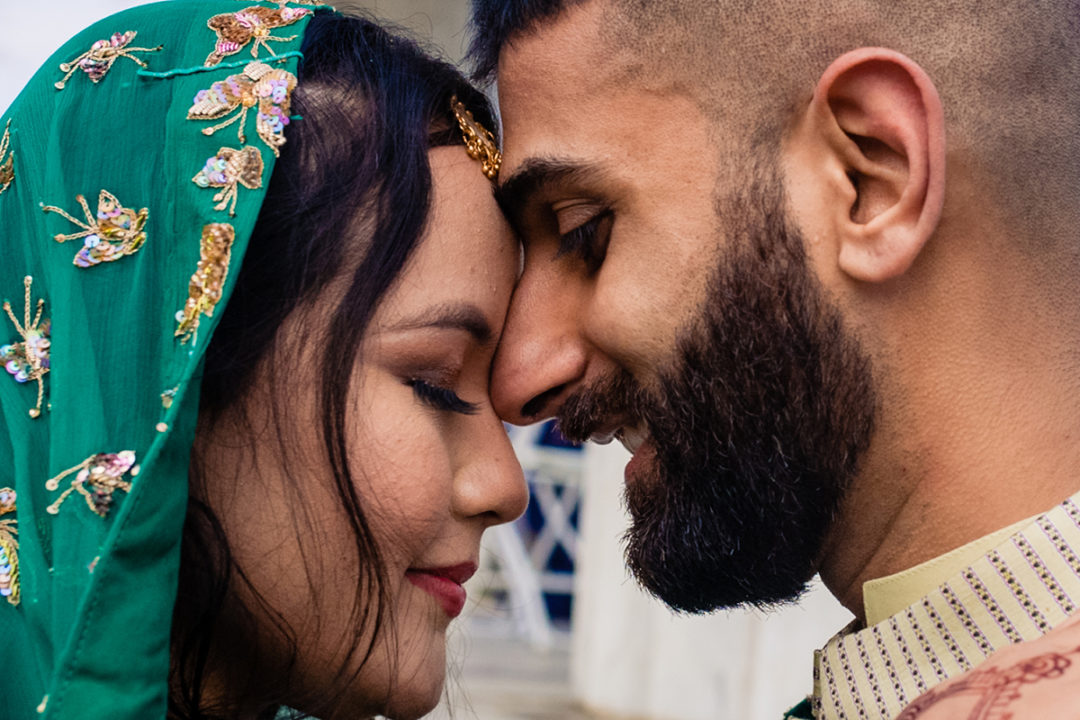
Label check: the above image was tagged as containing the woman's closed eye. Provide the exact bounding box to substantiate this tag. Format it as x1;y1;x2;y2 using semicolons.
407;378;480;415
554;209;613;275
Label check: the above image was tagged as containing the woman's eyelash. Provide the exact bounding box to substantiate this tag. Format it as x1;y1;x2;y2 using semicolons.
407;378;479;415
555;210;613;274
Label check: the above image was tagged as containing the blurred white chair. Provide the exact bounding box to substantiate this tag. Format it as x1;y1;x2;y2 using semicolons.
475;424;586;649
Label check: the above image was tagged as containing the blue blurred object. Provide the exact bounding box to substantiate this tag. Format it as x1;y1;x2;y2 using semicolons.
513;420;583;622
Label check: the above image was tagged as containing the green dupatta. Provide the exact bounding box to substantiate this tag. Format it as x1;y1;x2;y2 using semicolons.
0;2;315;716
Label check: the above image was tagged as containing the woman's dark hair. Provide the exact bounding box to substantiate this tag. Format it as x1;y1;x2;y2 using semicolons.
168;11;499;719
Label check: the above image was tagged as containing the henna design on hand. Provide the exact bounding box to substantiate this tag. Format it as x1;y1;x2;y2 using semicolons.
895;645;1080;719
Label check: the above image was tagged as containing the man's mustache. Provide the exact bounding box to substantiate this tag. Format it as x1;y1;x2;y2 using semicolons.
555;368;649;444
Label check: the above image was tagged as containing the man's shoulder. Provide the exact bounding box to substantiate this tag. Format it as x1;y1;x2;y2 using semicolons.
894;612;1080;719
783;697;813;719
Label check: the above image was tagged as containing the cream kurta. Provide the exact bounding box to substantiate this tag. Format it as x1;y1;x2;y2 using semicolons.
812;491;1080;719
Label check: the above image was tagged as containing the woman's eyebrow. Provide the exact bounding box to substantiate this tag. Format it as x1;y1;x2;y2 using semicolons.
390;303;495;346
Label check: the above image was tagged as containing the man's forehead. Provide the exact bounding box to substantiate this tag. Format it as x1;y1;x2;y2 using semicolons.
496;0;615;106
495;8;656;185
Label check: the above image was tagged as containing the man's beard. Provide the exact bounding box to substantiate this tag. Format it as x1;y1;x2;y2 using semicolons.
559;169;877;613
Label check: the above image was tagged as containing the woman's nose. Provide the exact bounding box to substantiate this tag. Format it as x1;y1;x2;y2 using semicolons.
453;413;529;525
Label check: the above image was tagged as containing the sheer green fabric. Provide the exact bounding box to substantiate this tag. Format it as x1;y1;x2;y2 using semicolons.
0;3;312;716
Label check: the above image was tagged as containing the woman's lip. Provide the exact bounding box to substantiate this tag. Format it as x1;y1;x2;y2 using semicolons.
405;562;477;618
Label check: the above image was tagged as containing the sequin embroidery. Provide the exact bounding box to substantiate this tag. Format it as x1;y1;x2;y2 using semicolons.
0;487;19;607
175;223;236;344
42;190;149;267
46;451;138;518
237;0;326;4
205;6;311;66
2;276;50;419
192;146;263;216
54;31;162;90
0;120;13;195
188;62;297;156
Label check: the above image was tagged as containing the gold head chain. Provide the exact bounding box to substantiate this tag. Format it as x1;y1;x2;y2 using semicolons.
451;96;501;181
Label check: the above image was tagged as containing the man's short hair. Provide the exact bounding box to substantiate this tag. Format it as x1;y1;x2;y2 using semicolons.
469;0;589;83
471;0;1080;256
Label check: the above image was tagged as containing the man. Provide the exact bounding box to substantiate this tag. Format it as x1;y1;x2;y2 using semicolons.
469;1;1080;717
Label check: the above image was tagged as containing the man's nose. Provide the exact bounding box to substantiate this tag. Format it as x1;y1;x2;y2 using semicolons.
491;273;588;425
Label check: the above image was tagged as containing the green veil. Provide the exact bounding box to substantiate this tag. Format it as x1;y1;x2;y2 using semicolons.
0;2;314;716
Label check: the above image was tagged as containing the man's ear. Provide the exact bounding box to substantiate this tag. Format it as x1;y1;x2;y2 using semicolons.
792;48;945;283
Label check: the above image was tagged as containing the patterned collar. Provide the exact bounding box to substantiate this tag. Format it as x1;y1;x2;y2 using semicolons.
812;491;1080;719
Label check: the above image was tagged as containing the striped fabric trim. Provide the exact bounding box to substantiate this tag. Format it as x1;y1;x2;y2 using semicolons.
813;493;1080;719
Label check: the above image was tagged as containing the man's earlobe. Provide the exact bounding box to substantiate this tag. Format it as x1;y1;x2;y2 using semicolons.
805;48;946;283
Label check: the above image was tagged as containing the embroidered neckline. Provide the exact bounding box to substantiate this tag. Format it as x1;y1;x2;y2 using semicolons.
814;493;1080;719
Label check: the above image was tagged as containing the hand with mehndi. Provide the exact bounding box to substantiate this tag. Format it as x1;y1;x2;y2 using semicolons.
896;611;1080;719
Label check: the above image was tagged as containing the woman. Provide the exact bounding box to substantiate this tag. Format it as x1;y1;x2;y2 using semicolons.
0;3;525;719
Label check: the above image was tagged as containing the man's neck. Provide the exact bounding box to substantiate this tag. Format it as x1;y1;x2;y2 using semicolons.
816;281;1080;621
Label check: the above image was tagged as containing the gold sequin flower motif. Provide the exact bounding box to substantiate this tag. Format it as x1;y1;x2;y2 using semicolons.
0;487;19;607
189;62;298;156
2;276;50;419
193;146;264;216
0;120;13;195
176;224;236;344
55;31;162;90
42;190;148;267
205;6;311;66
46;451;138;518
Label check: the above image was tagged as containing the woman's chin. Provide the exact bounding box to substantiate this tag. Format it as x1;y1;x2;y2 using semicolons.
383;658;448;719
384;684;445;720
327;647;447;720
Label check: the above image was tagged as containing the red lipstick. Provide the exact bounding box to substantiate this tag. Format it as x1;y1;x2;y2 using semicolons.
405;562;477;618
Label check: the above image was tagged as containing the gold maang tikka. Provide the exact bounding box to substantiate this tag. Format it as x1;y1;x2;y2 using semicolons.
451;96;501;181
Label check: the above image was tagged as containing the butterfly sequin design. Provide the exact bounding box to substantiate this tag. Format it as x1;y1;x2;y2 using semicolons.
188;62;297;156
54;30;162;90
42;190;149;268
2;276;50;419
0;487;19;607
46;451;138;518
192;146;264;216
205;6;311;67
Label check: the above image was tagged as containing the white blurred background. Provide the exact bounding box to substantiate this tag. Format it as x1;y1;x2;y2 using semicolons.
0;2;854;718
0;0;473;112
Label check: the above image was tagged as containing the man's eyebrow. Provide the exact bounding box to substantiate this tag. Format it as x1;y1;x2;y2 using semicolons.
494;157;606;230
389;303;495;346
